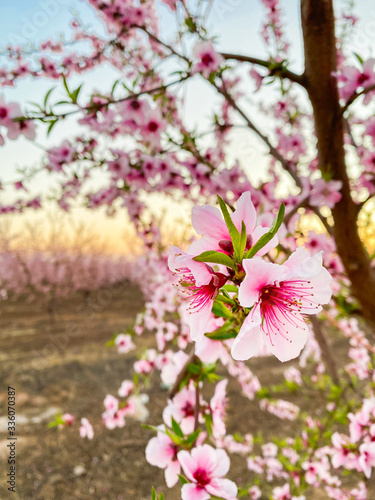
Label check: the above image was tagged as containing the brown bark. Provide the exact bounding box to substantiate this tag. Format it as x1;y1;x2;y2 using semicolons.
300;0;375;327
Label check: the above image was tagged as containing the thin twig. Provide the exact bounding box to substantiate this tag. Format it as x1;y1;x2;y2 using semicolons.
310;316;340;385
169;348;197;398
214;82;302;189
340;82;375;117
220;52;306;87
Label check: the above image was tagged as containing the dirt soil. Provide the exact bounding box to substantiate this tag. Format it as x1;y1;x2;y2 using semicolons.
0;282;352;500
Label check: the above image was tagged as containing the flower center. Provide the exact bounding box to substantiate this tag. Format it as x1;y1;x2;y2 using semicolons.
193;467;210;486
201;53;214;66
259;279;319;343
176;268;227;312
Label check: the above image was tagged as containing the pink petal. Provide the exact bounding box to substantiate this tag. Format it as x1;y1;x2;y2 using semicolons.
206;478;238;499
251;225;279;256
178;450;197;482
231;191;257;234
284;247;323;278
181;484;210;500
239;259;286;308
165;460;180;488
231;306;263;361
306;268;332;308
191;205;228;240
186;302;213;342
188;236;220;256
268;309;308;362
211;448;231;477
145;434;174;468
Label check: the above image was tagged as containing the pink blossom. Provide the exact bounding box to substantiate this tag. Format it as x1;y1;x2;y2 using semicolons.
192;41;223;79
249;485;262;499
62;413;75;426
358;441;375;478
168;246;227;341
232;247;332;362
163;383;198;435
118;380;134;398
79;417;94;440
309;179;342;209
284;366;302;386
210;379;228;440
188;191;278;257
178;444;237;500
145;426;181;487
115;333;135;354
161;350;189;386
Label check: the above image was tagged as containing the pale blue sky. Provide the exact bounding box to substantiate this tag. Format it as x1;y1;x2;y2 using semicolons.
0;0;374;251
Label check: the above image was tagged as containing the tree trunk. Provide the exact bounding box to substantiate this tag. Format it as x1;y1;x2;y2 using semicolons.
300;0;375;327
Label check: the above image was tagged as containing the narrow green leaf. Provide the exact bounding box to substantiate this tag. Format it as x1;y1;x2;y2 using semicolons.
171;418;184;438
239;220;247;259
215;294;235;306
71;84;83;103
44;87;55;107
217;196;241;261
151;486;157;500
178;474;189;485
141;424;161;433
212;300;233;319
206;325;237;340
47;119;58;136
185;428;201;445
244;202;285;259
62;74;71;98
193;250;235;270
221;284;238;293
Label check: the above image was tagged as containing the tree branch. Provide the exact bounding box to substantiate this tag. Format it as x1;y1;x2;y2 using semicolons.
221;52;307;87
214;82;302;189
340;82;375;117
310;316;340;385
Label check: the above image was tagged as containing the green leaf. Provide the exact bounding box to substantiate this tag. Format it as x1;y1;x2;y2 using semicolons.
212;300;233;319
171;418;184;438
141;424;161;433
185;429;201;445
217;196;241;261
244;202;285;259
178;474;189;485
239;220;247;259
205;322;237;340
47;119;58;136
221;284;238;293
215;294;235;305
354;52;364;65
62;74;71;98
151;486;157;500
187;363;201;375
193;250;235;270
44;87;55;107
71;84;83;104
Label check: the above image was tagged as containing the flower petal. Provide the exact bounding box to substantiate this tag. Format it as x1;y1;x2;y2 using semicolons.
181;484;210;500
206;478;238;499
231;306;263;361
239;259;286;308
231;191;257;234
165;460;180;488
178;450;197;482
191;205;228;240
185;302;213;342
268;309;308;362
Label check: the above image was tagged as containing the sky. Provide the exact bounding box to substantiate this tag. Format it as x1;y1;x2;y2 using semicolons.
0;0;375;253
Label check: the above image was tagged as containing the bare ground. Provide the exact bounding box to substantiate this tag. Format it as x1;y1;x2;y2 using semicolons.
0;282;353;500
